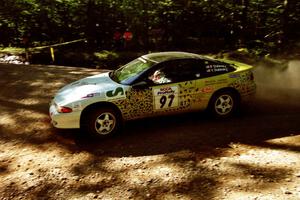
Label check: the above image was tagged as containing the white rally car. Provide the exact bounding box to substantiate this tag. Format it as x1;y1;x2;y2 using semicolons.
49;52;256;137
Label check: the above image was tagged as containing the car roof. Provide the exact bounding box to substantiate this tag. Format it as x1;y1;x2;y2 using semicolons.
141;51;203;63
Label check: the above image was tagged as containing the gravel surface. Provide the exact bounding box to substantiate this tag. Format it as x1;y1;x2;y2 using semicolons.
0;62;299;200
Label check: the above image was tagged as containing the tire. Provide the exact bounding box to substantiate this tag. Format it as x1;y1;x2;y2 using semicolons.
82;107;121;138
208;90;239;118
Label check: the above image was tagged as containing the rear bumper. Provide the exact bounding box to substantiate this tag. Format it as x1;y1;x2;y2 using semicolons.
240;82;256;102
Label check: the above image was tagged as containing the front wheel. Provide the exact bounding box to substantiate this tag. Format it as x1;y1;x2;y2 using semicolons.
208;90;239;118
82;107;121;137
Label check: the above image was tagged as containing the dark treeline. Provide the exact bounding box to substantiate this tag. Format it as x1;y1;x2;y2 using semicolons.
1;0;300;53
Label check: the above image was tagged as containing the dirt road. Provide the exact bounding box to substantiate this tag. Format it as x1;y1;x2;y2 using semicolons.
0;62;299;199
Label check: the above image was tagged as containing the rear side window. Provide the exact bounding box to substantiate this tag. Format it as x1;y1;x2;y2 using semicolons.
158;59;205;82
203;60;235;77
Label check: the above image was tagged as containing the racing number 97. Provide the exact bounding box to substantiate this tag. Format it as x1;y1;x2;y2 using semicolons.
160;94;175;109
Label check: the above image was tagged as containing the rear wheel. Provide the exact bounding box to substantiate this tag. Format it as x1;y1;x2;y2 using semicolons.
209;90;239;118
82;107;121;137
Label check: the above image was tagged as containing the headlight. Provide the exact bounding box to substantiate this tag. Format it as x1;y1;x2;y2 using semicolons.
55;103;73;113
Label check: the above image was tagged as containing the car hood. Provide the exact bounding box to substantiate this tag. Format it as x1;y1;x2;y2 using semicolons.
54;72;121;105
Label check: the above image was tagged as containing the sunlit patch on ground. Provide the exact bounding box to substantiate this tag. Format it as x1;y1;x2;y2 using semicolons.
0;113;16;126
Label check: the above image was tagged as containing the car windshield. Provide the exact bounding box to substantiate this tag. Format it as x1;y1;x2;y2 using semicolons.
110;57;155;84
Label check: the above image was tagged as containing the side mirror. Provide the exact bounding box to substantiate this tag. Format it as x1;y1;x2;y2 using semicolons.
132;81;148;89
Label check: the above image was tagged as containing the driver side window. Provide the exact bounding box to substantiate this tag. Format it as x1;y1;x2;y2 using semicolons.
147;59;198;85
148;69;172;84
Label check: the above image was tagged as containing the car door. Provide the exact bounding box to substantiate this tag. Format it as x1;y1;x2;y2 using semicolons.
125;61;182;118
148;59;205;116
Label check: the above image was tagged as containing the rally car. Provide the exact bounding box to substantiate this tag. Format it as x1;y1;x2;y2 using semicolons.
49;52;256;137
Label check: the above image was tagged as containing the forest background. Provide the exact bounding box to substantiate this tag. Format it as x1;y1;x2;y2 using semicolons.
1;0;299;67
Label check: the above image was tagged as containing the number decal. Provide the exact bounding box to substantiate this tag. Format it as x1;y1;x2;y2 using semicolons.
154;86;178;110
168;94;175;107
160;95;167;108
159;94;175;109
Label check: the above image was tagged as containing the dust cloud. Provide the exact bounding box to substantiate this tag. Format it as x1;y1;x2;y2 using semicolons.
254;60;300;89
253;60;300;112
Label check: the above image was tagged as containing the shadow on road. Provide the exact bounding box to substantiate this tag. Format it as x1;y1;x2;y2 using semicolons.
68;103;299;157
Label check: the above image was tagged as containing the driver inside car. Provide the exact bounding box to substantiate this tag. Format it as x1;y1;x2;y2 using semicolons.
149;70;171;84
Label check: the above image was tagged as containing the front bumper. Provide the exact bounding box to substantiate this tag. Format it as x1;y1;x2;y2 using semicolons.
49;103;81;129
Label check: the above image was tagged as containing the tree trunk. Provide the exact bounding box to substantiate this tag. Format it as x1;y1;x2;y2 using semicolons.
240;0;249;45
140;0;149;51
86;0;97;51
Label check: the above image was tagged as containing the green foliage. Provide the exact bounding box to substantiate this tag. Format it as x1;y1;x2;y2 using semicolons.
0;0;300;54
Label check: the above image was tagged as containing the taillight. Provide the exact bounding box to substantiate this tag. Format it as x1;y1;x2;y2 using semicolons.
57;106;73;113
